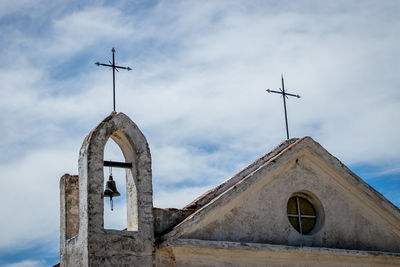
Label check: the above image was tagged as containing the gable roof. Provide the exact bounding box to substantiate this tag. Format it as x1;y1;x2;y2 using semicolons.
160;136;400;243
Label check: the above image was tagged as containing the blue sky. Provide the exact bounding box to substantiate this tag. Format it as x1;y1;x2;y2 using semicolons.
0;0;399;266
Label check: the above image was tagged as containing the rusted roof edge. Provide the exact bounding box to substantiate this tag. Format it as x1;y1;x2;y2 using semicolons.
183;138;299;210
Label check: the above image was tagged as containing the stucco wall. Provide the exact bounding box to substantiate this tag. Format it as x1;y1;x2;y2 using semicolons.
179;149;400;252
153;208;194;237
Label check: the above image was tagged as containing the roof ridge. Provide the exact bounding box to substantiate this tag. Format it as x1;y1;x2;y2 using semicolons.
183;137;299;210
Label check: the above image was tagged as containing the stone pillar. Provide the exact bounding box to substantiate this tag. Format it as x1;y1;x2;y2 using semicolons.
60;174;83;266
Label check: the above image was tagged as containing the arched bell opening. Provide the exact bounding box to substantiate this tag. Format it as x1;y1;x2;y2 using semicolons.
103;138;127;230
103;130;139;232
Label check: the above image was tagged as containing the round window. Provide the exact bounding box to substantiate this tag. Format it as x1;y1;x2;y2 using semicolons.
287;196;317;234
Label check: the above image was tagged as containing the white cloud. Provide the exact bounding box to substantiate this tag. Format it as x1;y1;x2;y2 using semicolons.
0;0;399;264
0;0;36;17
49;7;135;55
0;143;77;249
154;186;212;209
5;260;46;267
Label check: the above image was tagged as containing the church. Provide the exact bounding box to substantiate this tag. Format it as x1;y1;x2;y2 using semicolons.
58;112;400;266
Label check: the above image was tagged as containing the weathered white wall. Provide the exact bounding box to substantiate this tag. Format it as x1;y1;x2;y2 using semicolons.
153;208;194;237
179;147;400;253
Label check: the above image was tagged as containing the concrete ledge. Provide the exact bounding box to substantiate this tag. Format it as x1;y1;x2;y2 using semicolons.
163;238;400;258
157;239;400;266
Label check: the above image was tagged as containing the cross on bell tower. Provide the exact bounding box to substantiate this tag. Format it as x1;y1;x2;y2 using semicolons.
266;75;301;140
95;48;132;112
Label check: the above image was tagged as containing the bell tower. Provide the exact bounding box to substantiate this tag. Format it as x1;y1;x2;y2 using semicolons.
60;112;154;266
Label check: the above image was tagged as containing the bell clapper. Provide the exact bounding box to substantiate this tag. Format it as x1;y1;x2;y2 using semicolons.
109;166;113;211
104;165;120;211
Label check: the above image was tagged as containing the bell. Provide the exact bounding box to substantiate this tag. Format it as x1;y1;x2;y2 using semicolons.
104;174;120;211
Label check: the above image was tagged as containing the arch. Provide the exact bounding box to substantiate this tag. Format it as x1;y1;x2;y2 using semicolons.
78;112;153;235
103;136;129;230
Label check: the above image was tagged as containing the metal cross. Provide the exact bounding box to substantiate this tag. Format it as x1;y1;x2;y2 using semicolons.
95;48;132;112
266;75;300;140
